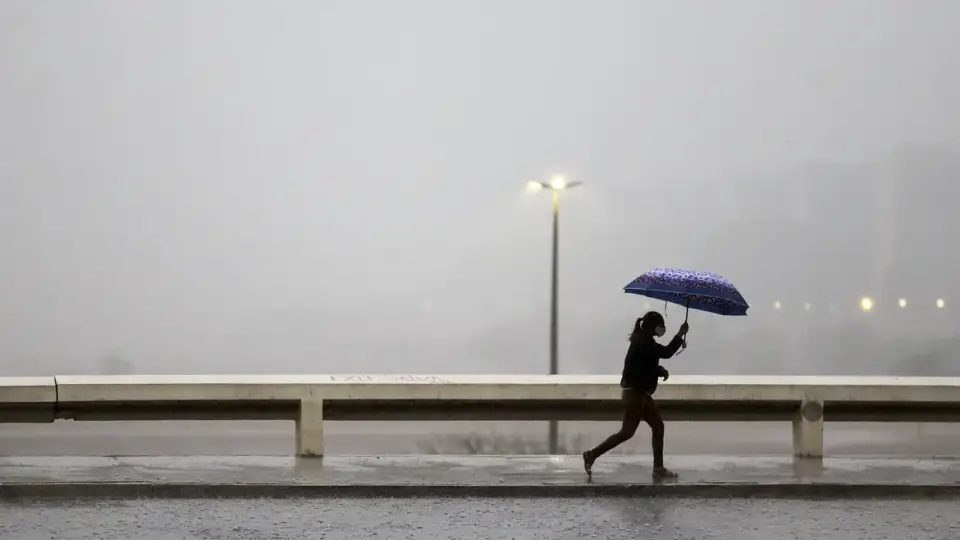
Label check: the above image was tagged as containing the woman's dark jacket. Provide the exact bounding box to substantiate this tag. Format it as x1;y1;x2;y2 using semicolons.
620;334;684;393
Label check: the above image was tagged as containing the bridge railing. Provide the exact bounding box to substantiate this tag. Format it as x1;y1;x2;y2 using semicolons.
3;374;960;459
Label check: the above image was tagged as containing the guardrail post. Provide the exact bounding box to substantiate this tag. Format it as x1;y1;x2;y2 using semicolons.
296;399;324;458
792;399;824;459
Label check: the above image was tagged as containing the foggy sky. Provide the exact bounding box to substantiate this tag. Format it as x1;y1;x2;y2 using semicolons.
2;1;958;376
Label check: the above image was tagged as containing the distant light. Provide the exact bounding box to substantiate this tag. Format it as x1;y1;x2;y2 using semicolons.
898;298;908;308
773;301;782;310
860;297;874;312
803;302;811;311
549;175;567;190
936;298;946;309
526;181;545;192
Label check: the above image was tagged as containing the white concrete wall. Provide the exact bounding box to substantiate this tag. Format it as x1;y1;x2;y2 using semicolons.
0;377;57;404
54;375;309;403
0;377;58;423
6;374;960;459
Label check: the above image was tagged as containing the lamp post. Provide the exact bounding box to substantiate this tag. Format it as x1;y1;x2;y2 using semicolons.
527;175;582;454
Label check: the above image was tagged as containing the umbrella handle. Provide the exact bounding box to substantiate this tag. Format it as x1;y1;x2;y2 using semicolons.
682;298;690;348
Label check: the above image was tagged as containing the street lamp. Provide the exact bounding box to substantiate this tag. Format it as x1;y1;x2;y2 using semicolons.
527;175;582;454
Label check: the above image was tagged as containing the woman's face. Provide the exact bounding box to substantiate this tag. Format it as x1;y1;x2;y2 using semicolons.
644;312;666;337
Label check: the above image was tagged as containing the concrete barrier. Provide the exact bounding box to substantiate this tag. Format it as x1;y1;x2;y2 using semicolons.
0;377;57;423
7;375;960;459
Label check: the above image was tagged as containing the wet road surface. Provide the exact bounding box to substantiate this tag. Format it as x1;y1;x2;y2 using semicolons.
2;420;959;457
2;421;959;538
2;454;959;500
2;497;958;540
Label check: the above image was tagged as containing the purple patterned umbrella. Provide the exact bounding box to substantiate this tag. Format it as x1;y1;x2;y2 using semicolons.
623;267;750;320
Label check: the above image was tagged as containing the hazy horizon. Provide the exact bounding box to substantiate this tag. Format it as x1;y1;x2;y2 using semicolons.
2;1;958;378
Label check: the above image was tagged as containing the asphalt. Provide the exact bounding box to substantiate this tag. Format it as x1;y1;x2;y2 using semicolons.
2;454;960;500
5;498;959;540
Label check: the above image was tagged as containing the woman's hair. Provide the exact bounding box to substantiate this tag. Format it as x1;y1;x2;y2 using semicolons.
629;311;665;342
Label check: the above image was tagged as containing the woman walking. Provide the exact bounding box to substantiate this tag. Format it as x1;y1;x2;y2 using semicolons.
582;311;688;480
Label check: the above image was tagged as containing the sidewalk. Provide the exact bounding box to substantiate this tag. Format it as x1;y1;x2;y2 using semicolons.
2;455;960;499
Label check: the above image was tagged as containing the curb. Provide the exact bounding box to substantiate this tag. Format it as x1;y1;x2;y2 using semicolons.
3;483;960;501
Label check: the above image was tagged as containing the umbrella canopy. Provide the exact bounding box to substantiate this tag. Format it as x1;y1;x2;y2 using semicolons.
624;267;749;317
